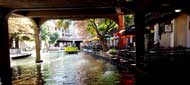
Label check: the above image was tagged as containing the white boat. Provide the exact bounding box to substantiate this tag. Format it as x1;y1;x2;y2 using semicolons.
10;49;32;59
10;53;32;59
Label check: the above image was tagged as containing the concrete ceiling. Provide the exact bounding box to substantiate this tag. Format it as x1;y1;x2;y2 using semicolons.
0;0;133;17
0;0;124;9
0;0;189;14
1;0;190;23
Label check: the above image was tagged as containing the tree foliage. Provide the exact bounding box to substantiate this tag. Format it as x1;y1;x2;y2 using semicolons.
9;18;35;41
124;14;134;27
48;32;60;44
55;19;71;30
87;18;118;37
40;25;50;41
87;18;118;51
8;17;34;34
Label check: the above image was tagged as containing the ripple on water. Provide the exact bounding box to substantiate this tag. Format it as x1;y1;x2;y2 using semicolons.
11;52;121;85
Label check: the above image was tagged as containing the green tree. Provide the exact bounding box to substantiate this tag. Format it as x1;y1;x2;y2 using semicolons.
40;19;71;50
125;14;134;27
48;32;59;45
87;18;118;51
40;25;49;41
40;24;51;51
55;19;71;30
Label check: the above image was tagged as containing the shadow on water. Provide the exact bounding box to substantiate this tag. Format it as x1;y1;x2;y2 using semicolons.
0;65;12;85
12;64;44;85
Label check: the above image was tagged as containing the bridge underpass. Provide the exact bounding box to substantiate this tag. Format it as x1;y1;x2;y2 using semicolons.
0;0;188;85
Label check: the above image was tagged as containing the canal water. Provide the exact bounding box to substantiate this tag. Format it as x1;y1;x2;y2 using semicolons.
11;51;121;85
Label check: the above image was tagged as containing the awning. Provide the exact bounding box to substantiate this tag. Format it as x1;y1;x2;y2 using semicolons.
121;25;135;35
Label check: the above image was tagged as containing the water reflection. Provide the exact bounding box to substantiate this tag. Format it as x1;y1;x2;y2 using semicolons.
11;52;121;85
12;64;41;84
36;64;44;85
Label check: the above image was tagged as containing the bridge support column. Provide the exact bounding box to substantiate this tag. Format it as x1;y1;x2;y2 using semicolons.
135;11;147;85
116;7;125;30
135;12;145;69
33;18;43;63
0;9;12;85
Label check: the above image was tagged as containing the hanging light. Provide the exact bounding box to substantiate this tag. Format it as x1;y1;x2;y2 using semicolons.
115;7;122;14
174;9;181;13
125;0;133;2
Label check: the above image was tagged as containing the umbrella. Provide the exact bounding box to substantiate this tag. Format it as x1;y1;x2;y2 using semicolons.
88;36;99;41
